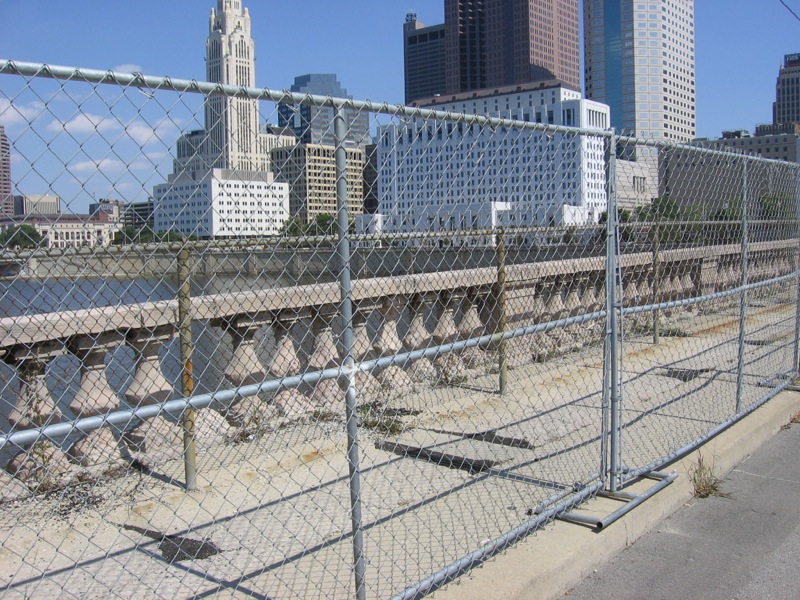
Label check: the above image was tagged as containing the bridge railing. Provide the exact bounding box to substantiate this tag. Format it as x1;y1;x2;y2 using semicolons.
0;59;798;600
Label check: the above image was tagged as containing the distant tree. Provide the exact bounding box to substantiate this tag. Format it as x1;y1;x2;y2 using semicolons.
113;226;156;244
279;217;304;237
309;213;335;236
0;224;44;249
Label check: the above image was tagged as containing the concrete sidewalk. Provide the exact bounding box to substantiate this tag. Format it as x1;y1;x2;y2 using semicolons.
434;390;800;600
566;408;800;600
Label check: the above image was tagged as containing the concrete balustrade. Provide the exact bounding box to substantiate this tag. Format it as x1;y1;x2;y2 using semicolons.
309;308;343;410
270;313;314;418
67;333;126;469
0;240;796;488
4;343;72;487
122;326;182;458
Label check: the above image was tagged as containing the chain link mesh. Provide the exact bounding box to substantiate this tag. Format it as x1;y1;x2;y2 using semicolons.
0;61;797;598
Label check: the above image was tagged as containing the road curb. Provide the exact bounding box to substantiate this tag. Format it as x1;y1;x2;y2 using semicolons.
433;390;800;600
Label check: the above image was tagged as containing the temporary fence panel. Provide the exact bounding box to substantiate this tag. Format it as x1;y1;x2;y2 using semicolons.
0;60;797;599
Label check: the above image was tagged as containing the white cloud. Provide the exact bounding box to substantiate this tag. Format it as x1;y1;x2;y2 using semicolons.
112;64;143;74
47;112;121;135
0;98;47;129
68;158;126;176
126;118;178;146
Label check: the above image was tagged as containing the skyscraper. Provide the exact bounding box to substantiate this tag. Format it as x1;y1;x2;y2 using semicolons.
483;0;580;90
584;0;695;141
204;0;261;170
277;74;370;148
0;126;11;216
773;53;800;126
404;0;581;104
403;13;447;104
153;0;291;238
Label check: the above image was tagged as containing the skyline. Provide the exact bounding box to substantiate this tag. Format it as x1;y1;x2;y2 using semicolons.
1;1;798;138
1;0;800;210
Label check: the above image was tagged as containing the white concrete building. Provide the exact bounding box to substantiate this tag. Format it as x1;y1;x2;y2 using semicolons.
153;0;293;238
154;169;289;238
0;211;122;249
376;82;611;239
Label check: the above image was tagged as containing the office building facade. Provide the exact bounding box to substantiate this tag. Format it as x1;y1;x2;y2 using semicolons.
584;0;695;141
0;126;11;217
271;144;365;225
403;13;447;104
404;1;581;104
773;53;800;126
378;82;610;237
14;194;61;215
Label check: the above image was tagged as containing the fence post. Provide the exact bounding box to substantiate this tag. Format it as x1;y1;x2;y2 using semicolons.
177;243;198;491
495;227;508;395
735;160;749;414
603;134;621;492
652;221;660;345
333;104;367;600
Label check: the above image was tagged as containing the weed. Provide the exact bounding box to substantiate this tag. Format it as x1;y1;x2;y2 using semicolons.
689;453;730;499
358;405;405;436
791;411;800;424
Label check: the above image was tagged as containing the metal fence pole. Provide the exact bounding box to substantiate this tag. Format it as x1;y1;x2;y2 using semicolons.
177;244;197;491
794;170;800;376
735;159;750;414
604;135;621;492
652;221;660;345
334;104;367;600
495;227;508;395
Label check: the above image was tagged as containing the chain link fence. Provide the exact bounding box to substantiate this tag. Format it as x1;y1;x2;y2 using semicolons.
0;60;797;599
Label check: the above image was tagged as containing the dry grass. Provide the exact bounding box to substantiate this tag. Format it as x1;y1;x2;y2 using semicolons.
689;453;730;499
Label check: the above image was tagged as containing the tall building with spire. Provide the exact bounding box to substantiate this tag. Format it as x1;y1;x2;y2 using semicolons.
154;0;292;238
205;0;261;170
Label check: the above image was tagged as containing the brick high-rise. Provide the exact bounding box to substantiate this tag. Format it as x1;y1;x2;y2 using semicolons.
404;0;581;105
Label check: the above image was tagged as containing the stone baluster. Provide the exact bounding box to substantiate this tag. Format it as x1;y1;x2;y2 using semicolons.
308;308;343;411
217;313;274;429
432;290;465;384
404;294;435;383
544;277;566;318
636;270;651;304
404;294;432;352
373;297;403;356
564;278;582;315
122;326;181;459
66;333;126;470
352;304;383;402
375;297;414;394
529;282;548;322
269;313;314;419
433;290;460;345
458;290;488;369
5;343;73;489
7;346;63;431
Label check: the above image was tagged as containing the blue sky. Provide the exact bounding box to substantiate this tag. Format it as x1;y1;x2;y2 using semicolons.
0;0;799;210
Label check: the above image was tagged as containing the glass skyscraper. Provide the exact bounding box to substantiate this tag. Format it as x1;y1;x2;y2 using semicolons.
277;74;370;148
584;0;695;141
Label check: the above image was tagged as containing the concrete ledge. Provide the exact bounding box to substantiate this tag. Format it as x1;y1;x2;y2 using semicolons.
433;390;800;600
